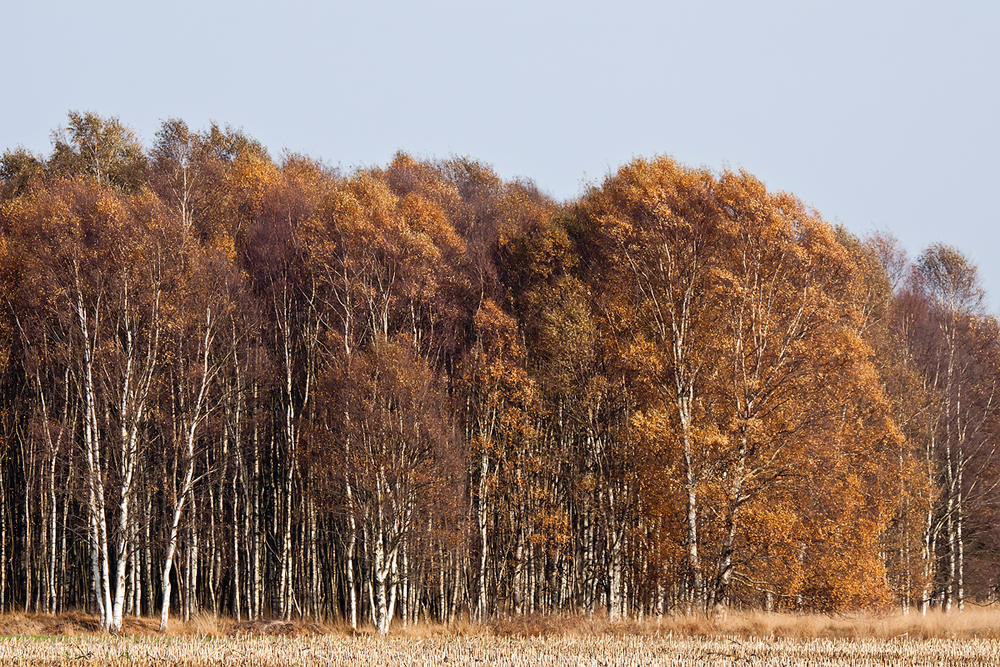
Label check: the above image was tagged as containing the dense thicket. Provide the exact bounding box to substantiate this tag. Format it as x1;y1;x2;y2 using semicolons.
1;113;998;633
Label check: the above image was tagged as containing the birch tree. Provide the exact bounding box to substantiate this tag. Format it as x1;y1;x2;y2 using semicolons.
5;178;167;631
48;111;147;191
157;243;241;631
577;157;723;610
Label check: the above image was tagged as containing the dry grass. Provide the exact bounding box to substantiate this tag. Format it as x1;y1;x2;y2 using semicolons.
0;611;349;639
482;606;1000;641
1;634;1000;666
4;608;1000;665
4;607;1000;640
699;606;1000;640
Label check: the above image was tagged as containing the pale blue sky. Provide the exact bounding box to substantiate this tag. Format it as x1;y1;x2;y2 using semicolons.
3;1;998;310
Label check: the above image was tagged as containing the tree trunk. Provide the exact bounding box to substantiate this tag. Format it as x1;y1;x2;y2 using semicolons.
0;464;5;614
158;492;190;631
681;416;702;612
346;513;358;630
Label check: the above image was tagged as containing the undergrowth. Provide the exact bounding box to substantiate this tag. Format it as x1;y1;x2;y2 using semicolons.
3;607;1000;640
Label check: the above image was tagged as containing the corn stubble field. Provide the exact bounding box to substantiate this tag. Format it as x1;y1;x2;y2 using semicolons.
4;635;1000;666
5;611;1000;666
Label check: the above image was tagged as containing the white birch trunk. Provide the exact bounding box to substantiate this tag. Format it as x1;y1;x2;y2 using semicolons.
374;534;391;635
477;450;489;620
346;510;358;630
0;468;5;614
158;492;190;631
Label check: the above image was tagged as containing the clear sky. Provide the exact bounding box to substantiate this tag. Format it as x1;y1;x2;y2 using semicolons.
4;1;998;311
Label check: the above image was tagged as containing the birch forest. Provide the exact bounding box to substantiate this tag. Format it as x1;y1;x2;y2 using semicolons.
2;112;1000;634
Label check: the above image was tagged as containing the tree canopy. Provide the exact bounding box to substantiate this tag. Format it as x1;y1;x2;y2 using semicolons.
1;112;998;631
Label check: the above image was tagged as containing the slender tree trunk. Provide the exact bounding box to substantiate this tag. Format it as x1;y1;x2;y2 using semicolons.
110;481;130;631
143;491;153;620
308;498;320;619
189;496;199;621
346;512;358;630
608;537;623;619
450;552;462;624
77;285;114;630
88;494;107;628
47;437;59;614
375;535;391;635
158;380;206;628
126;548;135;616
921;439;936;615
957;470;965;611
0;465;5;614
208;482;219;616
280;457;295;620
711;434;747;613
232;465;242;622
60;454;73;613
158;491;191;631
251;400;263;620
681;414;702;612
24;472;33;612
477;450;489;621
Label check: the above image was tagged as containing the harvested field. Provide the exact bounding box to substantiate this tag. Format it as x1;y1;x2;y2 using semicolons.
3;634;1000;666
4;611;1000;665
